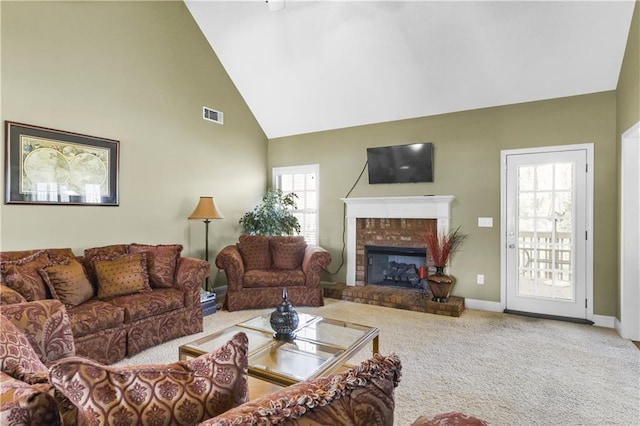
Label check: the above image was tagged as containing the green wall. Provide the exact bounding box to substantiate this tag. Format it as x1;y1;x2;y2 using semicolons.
1;1;634;318
0;1;268;281
268;92;618;316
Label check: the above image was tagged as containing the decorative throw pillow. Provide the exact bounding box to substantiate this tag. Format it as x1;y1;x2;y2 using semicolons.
49;332;249;426
128;243;183;288
0;314;48;381
83;244;128;283
237;235;272;271
0;284;27;306
270;236;307;270
39;259;94;308
0;250;51;301
202;352;401;426
94;253;151;300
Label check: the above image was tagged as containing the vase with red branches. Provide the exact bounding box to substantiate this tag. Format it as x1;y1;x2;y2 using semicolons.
423;226;468;302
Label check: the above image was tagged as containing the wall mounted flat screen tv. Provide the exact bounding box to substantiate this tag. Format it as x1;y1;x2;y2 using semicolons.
367;143;433;184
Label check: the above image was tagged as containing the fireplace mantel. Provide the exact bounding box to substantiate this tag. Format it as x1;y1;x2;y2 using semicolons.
340;196;455;286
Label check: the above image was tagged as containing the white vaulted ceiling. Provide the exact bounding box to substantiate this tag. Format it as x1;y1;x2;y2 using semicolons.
185;1;636;139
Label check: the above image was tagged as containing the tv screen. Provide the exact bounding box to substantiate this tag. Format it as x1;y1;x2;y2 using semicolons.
367;143;433;184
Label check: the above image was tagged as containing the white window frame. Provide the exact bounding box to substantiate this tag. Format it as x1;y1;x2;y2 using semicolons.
272;164;319;245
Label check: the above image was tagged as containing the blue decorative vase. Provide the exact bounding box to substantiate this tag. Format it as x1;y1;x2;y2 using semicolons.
270;288;299;340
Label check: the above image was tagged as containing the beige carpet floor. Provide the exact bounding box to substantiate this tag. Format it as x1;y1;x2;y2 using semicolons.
115;299;640;425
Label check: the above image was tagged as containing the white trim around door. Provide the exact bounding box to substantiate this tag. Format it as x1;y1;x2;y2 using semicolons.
618;122;640;340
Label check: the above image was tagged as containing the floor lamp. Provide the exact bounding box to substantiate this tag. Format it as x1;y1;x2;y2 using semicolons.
188;196;224;293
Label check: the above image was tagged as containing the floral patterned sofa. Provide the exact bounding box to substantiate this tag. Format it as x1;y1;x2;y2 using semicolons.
201;352;402;425
0;297;403;426
216;235;331;311
0;298;249;425
0;244;209;364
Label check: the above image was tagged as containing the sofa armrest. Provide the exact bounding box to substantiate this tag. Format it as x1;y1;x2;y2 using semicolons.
302;245;332;287
0;300;75;365
215;245;245;291
0;371;62;426
175;256;211;308
200;353;401;426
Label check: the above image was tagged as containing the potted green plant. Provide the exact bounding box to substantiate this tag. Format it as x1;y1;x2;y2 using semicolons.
239;189;301;236
423;226;468;302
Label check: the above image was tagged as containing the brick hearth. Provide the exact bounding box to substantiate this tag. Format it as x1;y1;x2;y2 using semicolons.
323;283;465;317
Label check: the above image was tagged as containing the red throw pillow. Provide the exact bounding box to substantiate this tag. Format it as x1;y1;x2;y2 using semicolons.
237;235;272;270
128;244;183;288
270;236;306;269
0;251;52;301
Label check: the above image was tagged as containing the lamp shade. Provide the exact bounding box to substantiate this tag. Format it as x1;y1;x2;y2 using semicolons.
188;197;224;220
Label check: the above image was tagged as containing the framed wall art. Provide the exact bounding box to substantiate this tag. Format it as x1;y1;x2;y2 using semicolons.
5;121;119;206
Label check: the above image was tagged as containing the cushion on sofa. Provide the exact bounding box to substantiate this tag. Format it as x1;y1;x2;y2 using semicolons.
0;284;26;306
237;235;272;271
39;259;94;308
128;243;183;288
270;236;307;269
108;288;185;323
243;269;306;288
66;300;125;338
202;352;401;426
49;332;249;426
0;250;52;301
93;253;152;300
83;244;128;283
0;314;48;382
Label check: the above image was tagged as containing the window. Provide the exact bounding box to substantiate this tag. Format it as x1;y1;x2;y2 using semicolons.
273;164;319;245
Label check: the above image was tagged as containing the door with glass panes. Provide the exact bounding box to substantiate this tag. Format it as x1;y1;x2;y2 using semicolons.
505;149;588;319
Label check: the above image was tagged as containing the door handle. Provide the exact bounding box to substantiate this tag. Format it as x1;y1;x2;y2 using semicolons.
508;244;516;249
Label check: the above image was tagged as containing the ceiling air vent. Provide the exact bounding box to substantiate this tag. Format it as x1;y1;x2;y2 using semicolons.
203;106;223;125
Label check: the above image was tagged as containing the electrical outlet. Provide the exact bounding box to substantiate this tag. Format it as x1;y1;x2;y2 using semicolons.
477;274;485;285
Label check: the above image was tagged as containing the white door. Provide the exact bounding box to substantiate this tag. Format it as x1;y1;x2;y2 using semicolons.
505;148;590;320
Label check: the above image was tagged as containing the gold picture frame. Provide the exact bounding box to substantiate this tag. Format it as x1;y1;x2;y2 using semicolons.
5;121;119;206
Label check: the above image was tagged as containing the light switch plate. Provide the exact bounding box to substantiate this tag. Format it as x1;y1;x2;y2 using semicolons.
478;217;493;227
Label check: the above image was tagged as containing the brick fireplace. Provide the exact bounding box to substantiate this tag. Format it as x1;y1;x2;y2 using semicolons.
357;218;434;287
327;195;464;317
341;196;454;286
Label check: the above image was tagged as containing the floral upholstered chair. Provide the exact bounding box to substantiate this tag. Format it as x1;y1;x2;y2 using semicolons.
216;235;332;311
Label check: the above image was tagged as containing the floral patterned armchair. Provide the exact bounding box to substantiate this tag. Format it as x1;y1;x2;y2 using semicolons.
216;235;331;311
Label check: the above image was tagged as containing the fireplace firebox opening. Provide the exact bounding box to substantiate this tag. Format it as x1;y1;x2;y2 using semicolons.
366;245;427;289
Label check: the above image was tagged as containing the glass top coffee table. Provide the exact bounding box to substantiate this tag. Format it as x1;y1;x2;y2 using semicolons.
179;312;379;387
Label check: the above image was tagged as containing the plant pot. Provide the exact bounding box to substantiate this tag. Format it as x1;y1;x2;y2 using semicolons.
427;267;455;302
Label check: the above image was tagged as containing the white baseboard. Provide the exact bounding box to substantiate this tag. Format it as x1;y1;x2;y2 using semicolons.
592;315;616;329
614;318;623;336
465;298;503;312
